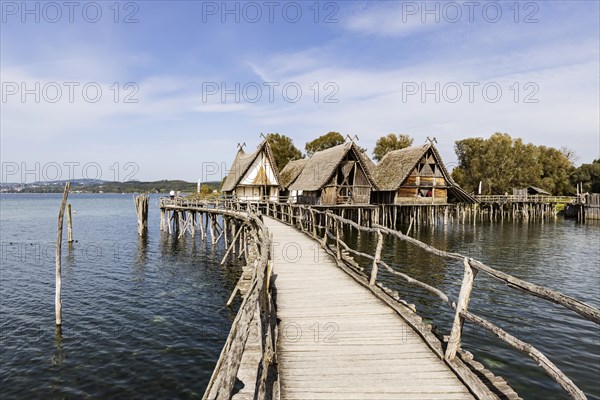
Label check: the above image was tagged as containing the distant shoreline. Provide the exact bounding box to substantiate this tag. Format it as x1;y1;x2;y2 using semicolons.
0;180;221;194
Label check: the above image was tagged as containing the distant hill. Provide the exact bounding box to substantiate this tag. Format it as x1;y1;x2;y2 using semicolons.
1;180;222;194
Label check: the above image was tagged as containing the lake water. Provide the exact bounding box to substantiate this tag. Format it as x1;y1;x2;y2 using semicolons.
0;193;243;399
1;194;598;399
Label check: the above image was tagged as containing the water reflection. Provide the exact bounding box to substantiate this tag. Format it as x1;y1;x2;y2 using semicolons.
51;326;65;367
0;194;250;399
136;234;148;268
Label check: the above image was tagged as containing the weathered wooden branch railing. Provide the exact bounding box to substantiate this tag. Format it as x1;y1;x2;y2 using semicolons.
160;200;278;399
259;201;598;400
159;197;598;398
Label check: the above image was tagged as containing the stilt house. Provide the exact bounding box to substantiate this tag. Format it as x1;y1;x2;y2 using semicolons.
221;141;281;201
372;143;474;204
288;142;378;205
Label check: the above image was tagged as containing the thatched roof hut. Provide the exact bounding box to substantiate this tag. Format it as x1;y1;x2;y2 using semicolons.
373;143;474;204
279;159;308;188
221;140;281;201
289;142;377;205
278;158;308;202
527;186;550;195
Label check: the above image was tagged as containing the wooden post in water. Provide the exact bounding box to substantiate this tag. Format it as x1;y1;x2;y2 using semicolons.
66;203;74;243
198;212;206;240
209;214;216;245
134;194;149;236
55;182;70;326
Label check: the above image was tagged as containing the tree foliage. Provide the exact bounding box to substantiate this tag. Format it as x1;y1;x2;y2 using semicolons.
537;146;575;195
305;132;344;156
570;159;600;193
265;133;303;171
451;132;576;195
372;134;414;161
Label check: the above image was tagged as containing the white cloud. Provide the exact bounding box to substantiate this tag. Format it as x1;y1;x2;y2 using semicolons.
242;40;599;164
2;1;598;181
343;2;441;37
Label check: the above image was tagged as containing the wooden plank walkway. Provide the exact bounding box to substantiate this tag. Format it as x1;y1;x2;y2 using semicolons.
263;217;475;400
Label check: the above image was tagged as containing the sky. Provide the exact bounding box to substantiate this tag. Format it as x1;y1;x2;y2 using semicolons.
1;0;599;183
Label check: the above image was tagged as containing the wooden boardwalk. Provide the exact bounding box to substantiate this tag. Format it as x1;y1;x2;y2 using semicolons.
263;217;475;400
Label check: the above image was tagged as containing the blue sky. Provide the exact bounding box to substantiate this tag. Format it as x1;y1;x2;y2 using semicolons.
1;0;599;183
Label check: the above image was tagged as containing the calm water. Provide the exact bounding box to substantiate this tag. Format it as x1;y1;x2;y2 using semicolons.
346;217;600;400
0;193;243;399
1;194;599;399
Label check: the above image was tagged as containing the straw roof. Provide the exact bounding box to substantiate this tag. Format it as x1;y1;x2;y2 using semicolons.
279;158;308;188
528;186;550;195
359;149;377;179
375;144;431;191
221;141;281;192
374;143;475;203
289;142;377;191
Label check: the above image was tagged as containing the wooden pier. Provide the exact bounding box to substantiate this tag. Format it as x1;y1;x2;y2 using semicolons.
265;217;478;399
158;198;599;400
564;193;600;222
474;194;578;220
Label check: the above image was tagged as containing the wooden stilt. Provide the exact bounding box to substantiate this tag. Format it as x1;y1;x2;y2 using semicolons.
191;211;196;237
55;182;70;326
134;194;149;236
67;203;73;243
224;217;228;248
209;214;216;245
221;224;245;265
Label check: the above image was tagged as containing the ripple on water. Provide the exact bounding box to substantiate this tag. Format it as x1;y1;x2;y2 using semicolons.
1;194;240;399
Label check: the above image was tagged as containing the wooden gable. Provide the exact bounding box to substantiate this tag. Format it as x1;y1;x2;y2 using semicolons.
396;148;449;203
404;149;449;187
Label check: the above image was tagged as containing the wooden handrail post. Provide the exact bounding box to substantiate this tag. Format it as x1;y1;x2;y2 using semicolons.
445;258;478;360
369;229;383;285
310;208;316;238
335;219;341;260
322;213;328;247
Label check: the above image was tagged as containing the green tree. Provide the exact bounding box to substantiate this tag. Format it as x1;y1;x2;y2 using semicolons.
305;132;345;156
372;134;414;162
452;132;544;195
537;146;575;195
265;133;303;171
570;160;600;193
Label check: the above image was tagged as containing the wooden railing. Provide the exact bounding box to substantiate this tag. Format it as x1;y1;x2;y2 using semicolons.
160;197;599;399
260;201;598;400
475;194;578;204
160;201;277;400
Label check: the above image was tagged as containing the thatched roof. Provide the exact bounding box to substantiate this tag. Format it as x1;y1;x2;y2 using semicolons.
289;142;377;191
374;143;475;203
375;145;431;191
221;141;281;192
359;150;377;179
279;158;308;188
528;186;550;195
